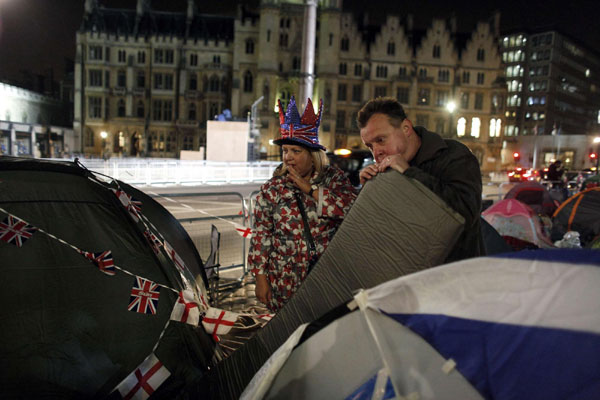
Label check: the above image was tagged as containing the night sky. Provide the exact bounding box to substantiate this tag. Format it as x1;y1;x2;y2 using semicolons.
0;0;598;85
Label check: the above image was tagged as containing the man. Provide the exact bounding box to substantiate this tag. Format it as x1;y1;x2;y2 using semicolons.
357;97;484;263
547;160;564;183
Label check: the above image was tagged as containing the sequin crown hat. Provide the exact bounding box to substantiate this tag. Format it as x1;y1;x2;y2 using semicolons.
273;95;325;150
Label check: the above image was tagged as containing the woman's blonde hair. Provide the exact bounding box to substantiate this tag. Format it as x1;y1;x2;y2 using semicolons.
274;147;330;179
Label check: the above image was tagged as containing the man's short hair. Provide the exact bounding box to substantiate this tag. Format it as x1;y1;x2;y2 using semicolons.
357;97;408;129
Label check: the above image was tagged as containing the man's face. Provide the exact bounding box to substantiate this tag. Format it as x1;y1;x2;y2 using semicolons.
360;113;409;164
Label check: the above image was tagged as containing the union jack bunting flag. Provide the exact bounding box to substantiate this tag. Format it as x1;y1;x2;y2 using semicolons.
115;353;170;400
169;290;200;326
144;230;162;255
128;277;161;315
113;189;142;222
0;215;38;247
201;307;238;342
80;250;116;276
163;241;186;272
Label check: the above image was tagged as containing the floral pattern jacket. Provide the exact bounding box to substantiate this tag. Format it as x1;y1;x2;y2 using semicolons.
249;165;356;312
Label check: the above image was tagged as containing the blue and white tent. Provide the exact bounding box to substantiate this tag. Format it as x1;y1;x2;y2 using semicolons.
242;250;600;400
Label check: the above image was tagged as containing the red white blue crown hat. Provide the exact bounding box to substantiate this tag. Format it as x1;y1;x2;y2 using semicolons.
274;95;325;151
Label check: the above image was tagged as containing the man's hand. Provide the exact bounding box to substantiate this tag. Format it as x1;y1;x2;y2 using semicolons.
378;154;409;174
287;166;311;194
255;274;272;305
359;164;379;186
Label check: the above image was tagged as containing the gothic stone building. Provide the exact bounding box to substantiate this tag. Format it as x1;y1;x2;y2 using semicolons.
75;0;506;172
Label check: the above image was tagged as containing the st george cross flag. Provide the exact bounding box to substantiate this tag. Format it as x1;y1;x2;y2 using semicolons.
202;307;238;342
80;250;116;276
113;189;142;222
169;289;201;326
0;215;38;247
234;223;253;238
163;240;186;272
128;277;161;315
144;230;162;255
115;353;170;400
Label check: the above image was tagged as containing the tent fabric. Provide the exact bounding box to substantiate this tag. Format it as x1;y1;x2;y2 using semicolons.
504;181;557;216
552;187;600;246
208;170;465;399
244;250;600;400
479;217;512;255
482;199;553;248
0;157;218;398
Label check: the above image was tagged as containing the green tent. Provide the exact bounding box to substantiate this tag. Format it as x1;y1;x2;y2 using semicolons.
0;157;221;398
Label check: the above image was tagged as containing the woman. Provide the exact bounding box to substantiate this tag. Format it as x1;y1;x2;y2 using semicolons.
249;96;356;312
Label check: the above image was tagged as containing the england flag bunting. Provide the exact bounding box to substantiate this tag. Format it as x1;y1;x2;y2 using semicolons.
202;307;238;342
115;353;170;400
255;313;275;322
79;250;116;276
128;277;161;315
144;230;162;255
169;289;201;326
163;240;186;272
113;189;142;222
0;215;37;247
234;223;253;238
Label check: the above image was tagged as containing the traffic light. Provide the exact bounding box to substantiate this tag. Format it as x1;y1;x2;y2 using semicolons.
513;152;521;162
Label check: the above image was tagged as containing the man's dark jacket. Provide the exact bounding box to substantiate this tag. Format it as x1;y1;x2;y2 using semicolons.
403;126;485;263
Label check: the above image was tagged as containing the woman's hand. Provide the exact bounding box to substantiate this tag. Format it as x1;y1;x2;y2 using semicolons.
255;274;272;305
287;166;311;194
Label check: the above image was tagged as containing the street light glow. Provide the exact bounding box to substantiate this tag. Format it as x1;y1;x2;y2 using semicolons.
593;137;600;144
100;131;108;139
446;101;456;113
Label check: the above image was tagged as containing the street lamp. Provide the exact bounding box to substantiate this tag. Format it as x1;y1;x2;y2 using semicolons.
594;137;600;175
100;131;108;160
446;101;456;137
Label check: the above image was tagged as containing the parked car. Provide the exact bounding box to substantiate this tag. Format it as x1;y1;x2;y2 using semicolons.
327;148;374;187
508;167;540;182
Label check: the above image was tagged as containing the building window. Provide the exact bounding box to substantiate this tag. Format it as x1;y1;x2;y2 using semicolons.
352;84;362;102
267;29;271;42
418;68;427;78
89;45;103;60
154;49;164;64
474;93;484;110
117;99;126;117
477;48;485;61
339;63;347;75
477;72;485;85
438;69;449;83
137;51;145;64
397;87;409;104
118;50;126;63
433;45;441;58
489;118;501;137
354;64;362;76
418;89;430;105
336;110;346;128
340;36;349;51
399;67;407;77
153;73;173;90
209;75;220;92
471;117;481;138
117;70;126;88
136;101;145;118
189;53;198;66
435;90;448;107
213;55;221;64
387;41;395;56
457;117;466;136
189;73;197;90
461;92;470;109
183;135;194;150
462;71;470;84
89;69;102;87
337;84;347;101
152;100;173;121
88;97;102;118
245;39;255;54
137;71;145;88
376;65;388;78
85;130;94;147
105;71;110;88
243;70;253;93
374;86;387;98
279;33;288;47
165;49;174;64
188;103;196;120
293;56;301;70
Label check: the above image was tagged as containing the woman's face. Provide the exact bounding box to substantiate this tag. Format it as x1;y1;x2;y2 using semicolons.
282;144;313;178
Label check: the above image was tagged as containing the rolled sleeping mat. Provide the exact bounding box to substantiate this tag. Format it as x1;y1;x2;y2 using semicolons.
207;170;465;399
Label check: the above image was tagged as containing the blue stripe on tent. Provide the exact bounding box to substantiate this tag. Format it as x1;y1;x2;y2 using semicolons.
345;373;396;400
387;313;600;400
489;249;600;265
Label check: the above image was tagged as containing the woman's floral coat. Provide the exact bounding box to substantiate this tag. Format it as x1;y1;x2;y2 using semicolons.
249;165;356;312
